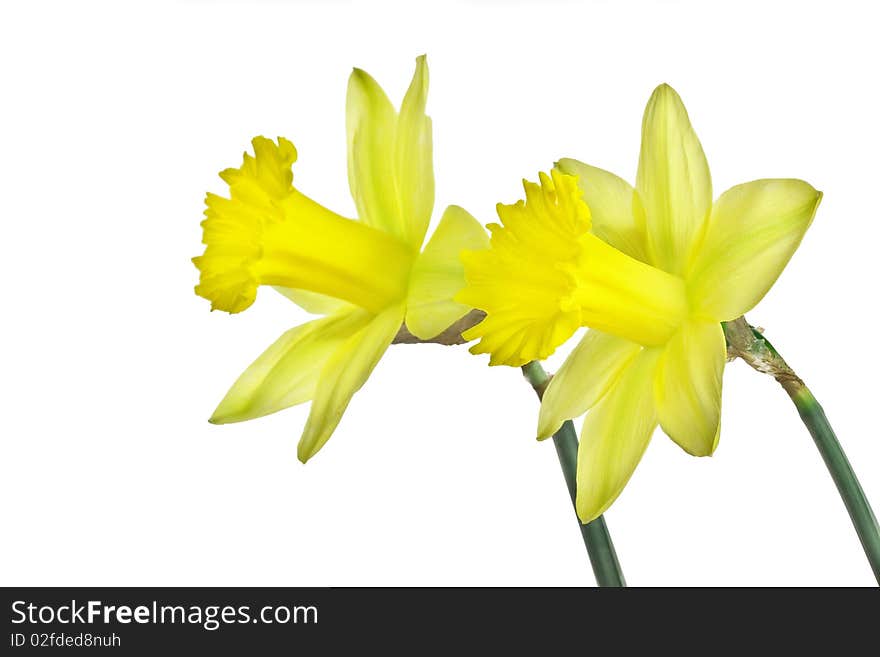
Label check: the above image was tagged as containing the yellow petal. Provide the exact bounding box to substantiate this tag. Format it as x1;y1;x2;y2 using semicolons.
395;55;434;248
576;348;660;523
346;67;404;242
636;84;712;275
555;158;649;263
297;303;405;462
537;330;641;439
405;205;489;340
273;287;349;316
687;179;822;321
209;309;372;424
654;320;725;456
346;57;436;250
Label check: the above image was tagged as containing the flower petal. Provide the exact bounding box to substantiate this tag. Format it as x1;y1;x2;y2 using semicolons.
209;309;372;424
555;158;649;263
537;330;641;439
273;287;350;316
636;84;712;275
395;55;434;248
346;66;404;241
654;320;724;456
687;179;822;321
576;348;660;523
405;205;489;340
298;303;405;462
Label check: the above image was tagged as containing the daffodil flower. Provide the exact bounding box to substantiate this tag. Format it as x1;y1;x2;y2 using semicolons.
458;84;821;522
194;56;487;462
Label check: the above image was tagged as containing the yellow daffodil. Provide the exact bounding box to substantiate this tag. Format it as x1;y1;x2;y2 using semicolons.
458;84;821;522
194;56;488;462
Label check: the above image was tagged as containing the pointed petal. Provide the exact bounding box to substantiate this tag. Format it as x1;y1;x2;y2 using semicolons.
576;348;660;523
273;286;350;316
346;67;404;241
654;320;725;456
688;179;822;321
636;84;712;275
537;330;641;439
405;205;489;340
395;55;434;248
297;303;405;462
209;309;372;424
555;158;649;263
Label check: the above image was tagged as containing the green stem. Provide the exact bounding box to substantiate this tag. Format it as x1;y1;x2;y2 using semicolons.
522;361;626;587
724;318;880;584
789;384;880;583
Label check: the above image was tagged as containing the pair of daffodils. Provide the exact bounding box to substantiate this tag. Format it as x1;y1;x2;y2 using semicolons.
195;57;820;523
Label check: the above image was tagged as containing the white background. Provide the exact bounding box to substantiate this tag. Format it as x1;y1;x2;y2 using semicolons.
1;0;878;586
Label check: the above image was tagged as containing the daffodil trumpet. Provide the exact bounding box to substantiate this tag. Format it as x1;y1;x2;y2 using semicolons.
459;83;825;527
194;56;488;462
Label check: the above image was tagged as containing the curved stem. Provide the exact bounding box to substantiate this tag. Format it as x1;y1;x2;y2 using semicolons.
724;317;880;584
788;384;880;583
522;361;626;587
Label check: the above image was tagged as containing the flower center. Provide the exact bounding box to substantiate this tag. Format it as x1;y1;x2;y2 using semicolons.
458;170;688;366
